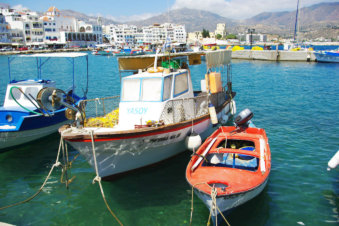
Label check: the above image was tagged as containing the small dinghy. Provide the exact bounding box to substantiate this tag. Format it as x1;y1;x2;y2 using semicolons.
186;109;271;222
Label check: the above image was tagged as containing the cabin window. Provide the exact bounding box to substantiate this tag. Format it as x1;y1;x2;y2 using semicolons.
141;78;162;101
8;87;22;100
163;76;172;100
174;73;188;97
122;79;140;101
23;87;39;101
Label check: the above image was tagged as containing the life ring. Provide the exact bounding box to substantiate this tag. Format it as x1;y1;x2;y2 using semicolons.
147;67;164;73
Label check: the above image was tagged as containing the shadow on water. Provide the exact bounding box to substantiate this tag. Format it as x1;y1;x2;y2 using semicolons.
104;150;193;210
0;132;62;175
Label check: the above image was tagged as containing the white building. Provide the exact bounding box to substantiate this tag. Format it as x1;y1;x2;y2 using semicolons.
215;23;226;38
0;11;11;44
40;6;76;45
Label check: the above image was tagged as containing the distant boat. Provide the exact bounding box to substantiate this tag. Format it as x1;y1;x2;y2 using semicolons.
186;109;271;221
0;53;88;150
58;50;236;179
314;50;339;63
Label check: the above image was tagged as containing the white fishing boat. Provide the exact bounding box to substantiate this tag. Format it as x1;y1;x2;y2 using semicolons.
0;53;88;150
58;50;236;179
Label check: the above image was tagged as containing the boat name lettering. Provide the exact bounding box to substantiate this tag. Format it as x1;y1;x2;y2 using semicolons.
149;133;181;143
127;107;148;115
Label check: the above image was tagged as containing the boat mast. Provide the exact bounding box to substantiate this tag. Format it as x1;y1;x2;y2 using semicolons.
293;0;300;43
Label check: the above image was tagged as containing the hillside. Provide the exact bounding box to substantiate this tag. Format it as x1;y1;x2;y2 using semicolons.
10;1;338;40
127;8;236;32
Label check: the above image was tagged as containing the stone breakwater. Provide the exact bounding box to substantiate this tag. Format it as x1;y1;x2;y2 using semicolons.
1;48;317;62
231;50;316;62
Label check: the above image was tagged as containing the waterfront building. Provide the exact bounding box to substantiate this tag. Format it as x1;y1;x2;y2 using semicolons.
102;23;186;47
1;9;44;46
0;12;10;44
40;6;76;47
1;8;26;45
103;24;137;47
215;23;226;38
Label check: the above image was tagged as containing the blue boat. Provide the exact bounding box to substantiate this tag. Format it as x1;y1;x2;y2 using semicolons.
314;50;339;63
0;52;88;150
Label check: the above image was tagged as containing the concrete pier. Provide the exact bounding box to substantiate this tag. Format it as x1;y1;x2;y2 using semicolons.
231;50;316;62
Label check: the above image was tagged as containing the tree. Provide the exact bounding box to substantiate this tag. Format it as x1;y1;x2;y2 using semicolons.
216;34;222;40
226;34;237;39
202;29;210;38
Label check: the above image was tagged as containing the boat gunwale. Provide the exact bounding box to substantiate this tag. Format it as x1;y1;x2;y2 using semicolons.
59;93;235;141
192;176;270;198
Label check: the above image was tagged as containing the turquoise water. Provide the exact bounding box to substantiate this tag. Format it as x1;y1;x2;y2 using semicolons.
0;54;338;225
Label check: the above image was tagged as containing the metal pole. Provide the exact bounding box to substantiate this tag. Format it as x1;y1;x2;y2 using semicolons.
72;58;75;97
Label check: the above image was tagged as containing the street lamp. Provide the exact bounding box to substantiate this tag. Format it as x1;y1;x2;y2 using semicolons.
248;29;255;49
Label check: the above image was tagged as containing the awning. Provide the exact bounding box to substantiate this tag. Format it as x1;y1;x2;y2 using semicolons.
206;50;232;68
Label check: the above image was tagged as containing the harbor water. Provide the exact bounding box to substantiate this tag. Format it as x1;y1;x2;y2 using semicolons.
0;53;338;225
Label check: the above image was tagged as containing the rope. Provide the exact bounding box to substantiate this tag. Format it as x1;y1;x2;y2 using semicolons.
190;182;207;226
189;182;231;226
0;137;63;210
89;131;123;226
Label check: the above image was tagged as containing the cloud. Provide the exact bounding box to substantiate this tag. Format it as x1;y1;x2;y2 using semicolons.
108;12;159;22
12;4;29;11
89;12;159;22
171;0;337;19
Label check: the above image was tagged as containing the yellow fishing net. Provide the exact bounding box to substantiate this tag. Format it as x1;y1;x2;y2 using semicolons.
84;108;119;128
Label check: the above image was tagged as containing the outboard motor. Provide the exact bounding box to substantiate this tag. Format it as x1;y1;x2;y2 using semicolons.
234;108;253;128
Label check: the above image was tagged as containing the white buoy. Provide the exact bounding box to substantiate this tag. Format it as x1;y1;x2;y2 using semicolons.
185;132;202;151
230;100;236;115
208;103;218;125
327;150;339;171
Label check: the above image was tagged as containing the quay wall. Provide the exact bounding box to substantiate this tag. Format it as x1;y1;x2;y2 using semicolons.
1;48;317;62
0;48;91;56
232;50;316;62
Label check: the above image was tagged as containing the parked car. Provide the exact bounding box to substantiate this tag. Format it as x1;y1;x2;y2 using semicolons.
0;46;12;52
18;46;28;51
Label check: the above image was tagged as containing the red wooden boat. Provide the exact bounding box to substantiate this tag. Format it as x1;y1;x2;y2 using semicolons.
186;109;271;219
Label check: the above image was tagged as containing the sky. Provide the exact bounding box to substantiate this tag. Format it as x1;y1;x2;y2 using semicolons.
1;0;337;21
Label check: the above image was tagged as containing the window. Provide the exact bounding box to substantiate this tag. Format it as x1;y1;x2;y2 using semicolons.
141;78;162;101
174;73;188;96
122;79;140;101
163;76;172;100
8;87;21;100
24;87;39;100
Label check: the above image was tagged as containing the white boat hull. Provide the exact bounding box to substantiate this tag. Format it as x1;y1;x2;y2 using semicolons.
0;121;68;150
66;104;233;179
195;178;268;216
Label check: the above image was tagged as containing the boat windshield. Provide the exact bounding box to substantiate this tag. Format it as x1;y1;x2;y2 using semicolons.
141;78;162;101
121;77;167;102
202;153;259;171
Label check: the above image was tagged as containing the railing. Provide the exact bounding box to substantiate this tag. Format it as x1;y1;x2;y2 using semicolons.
79;91;227;128
159;91;227;125
79;96;120;128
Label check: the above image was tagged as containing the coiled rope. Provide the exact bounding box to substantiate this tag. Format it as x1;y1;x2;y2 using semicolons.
190;183;230;226
89;130;123;226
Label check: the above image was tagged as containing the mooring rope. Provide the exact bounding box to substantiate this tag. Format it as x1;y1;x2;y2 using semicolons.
89;130;123;226
0;137;64;210
190;182;230;226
